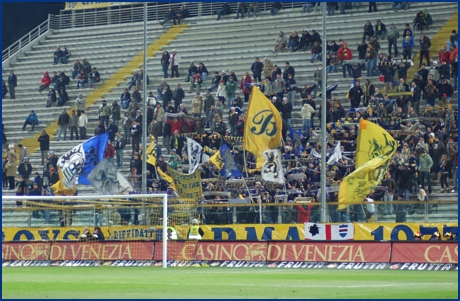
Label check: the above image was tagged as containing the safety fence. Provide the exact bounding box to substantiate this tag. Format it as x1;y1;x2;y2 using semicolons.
3;2;305;62
2;199;458;228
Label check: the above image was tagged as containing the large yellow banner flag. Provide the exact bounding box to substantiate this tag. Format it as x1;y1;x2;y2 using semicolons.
167;166;202;200
338;119;397;210
355;119;398;169
243;86;282;156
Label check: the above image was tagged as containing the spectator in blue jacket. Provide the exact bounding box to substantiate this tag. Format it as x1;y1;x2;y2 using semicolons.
270;2;282;15
159;7;176;26
197;62;209;81
53;46;62;65
216;3;231;21
127;70;140;91
402;33;415;59
60;46;71;64
7;70;17;99
120;88;131;109
251;57;263;83
89;67;100;88
22;110;40;132
174;5;188;25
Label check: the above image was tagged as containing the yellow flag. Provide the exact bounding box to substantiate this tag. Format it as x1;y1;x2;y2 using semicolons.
338;119;397;210
167;165;202;200
51;166;76;196
145;135;173;184
338;157;392;210
157;167;173;184
355;119;398;169
209;150;224;170
243;86;282;156
146;135;157;166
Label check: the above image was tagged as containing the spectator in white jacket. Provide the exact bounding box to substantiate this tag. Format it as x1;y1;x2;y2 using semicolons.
215;80;227;107
170;49;181;78
76;93;86;117
300;103;315;132
78;110;89;140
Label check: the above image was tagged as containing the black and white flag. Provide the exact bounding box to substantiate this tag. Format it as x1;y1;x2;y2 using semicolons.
186;138;203;174
88;159;133;195
261;149;285;184
327;141;342;165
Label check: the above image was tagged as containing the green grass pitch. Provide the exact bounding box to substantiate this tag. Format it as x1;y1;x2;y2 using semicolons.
2;267;458;299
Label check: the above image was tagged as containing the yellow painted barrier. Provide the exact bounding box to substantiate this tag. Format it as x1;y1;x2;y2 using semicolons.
3;222;457;241
408;12;458;79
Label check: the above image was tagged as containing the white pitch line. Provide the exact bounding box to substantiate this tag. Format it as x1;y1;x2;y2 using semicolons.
2;279;457;289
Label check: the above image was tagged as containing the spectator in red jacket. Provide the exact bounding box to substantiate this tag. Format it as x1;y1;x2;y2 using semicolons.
295;204;313;223
439;44;451;64
239;71;253;103
37;71;51;93
337;42;353;78
104;140;115;166
166;116;185;134
449;45;457;63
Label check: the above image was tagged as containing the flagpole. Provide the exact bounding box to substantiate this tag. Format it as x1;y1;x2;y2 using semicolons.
141;2;148;224
320;2;327;223
243;148;249;178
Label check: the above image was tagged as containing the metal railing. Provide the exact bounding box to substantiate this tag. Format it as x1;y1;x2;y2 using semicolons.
3;2;306;62
50;2;306;30
2;19;49;62
2;199;458;228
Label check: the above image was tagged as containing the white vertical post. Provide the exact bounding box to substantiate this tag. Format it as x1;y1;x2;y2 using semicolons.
162;194;168;269
320;2;327;223
259;201;262;224
141;2;148;225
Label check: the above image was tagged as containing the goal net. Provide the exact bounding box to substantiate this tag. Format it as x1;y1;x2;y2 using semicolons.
1;194;202;268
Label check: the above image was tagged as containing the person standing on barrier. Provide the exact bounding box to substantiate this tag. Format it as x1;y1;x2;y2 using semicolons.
92;226;105;241
445;232;454;241
394;194;407;222
188;218;204;240
418;149;433;194
430;231;441;241
381;172;396;215
365;195;375;222
79;226;92;241
167;221;178;241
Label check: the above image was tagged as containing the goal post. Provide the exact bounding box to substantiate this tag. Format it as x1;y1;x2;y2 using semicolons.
2;193;169;268
162;193;167;269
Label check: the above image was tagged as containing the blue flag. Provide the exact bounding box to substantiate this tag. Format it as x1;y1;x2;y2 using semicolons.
288;126;303;154
78;132;110;184
219;142;242;178
55;132;109;188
